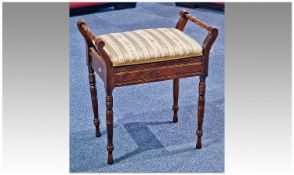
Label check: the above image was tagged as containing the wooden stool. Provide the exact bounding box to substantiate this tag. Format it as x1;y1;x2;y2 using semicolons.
77;10;218;164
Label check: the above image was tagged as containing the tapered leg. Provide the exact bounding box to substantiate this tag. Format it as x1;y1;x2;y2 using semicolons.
88;66;101;137
196;76;206;149
173;79;179;123
106;91;114;164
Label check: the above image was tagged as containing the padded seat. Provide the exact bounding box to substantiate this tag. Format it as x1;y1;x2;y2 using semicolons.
98;28;203;66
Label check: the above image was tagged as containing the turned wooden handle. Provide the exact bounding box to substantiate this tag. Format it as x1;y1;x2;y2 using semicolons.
77;20;105;49
77;19;113;67
177;10;218;60
180;9;214;33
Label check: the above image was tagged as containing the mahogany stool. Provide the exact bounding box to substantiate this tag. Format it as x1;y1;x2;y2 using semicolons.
77;10;218;164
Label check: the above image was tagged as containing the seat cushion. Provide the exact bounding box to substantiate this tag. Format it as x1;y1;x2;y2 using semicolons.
98;28;203;67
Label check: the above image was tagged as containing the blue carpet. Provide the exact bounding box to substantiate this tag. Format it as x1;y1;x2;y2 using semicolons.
70;2;224;173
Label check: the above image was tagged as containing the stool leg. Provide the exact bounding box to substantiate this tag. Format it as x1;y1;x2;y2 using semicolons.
106;91;114;164
88;66;101;137
173;79;179;123
196;76;206;149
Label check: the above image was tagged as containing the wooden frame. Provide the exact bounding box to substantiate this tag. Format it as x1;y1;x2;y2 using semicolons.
77;9;218;165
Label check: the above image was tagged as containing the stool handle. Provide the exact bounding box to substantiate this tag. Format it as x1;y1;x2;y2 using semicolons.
179;9;215;33
176;10;218;55
176;9;219;76
77;20;105;50
77;20;113;67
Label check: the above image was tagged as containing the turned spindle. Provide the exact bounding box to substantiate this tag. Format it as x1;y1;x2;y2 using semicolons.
106;91;114;164
173;79;179;123
196;76;206;149
88;66;101;137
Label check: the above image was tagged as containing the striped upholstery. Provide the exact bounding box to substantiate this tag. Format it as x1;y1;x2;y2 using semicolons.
98;28;203;67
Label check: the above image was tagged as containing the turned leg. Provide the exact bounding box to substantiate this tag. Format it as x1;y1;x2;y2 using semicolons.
196;76;206;149
173;79;179;123
88;66;101;137
106;91;114;164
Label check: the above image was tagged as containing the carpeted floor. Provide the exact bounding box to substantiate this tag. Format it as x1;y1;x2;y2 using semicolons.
70;2;224;173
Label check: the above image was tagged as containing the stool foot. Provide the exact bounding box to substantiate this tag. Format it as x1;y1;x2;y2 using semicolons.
96;130;101;137
196;130;203;149
172;116;178;123
93;118;101;137
196;141;202;149
107;156;114;165
107;145;114;165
